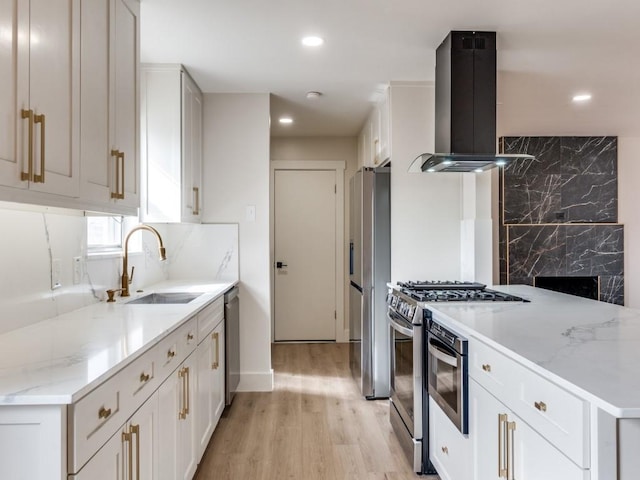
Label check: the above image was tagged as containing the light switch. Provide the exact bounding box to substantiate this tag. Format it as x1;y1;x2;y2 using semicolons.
51;259;62;290
245;205;256;222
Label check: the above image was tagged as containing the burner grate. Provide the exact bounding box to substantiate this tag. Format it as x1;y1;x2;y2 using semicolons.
398;280;486;291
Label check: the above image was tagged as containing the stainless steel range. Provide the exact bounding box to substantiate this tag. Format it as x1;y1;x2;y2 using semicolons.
387;281;528;474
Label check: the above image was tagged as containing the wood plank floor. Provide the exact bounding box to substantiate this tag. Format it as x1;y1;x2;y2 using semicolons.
195;343;439;480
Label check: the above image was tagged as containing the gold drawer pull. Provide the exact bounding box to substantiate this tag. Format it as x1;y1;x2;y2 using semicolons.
441;446;448;454
187;333;194;341
139;372;151;383
482;364;491;372
167;349;176;358
534;401;547;412
98;406;112;419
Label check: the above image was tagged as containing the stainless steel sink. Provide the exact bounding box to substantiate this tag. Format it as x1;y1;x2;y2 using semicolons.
126;292;203;305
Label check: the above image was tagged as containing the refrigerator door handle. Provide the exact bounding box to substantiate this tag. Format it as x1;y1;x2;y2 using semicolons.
349;242;354;275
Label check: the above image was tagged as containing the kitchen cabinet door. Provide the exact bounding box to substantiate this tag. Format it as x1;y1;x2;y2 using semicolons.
158;354;197;480
140;64;203;223
80;0;139;214
0;0;80;199
0;0;20;188
181;71;203;222
470;378;508;480
196;320;225;458
128;392;159;480
113;0;140;210
70;424;126;480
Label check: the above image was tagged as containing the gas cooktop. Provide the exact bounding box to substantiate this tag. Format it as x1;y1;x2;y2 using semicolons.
394;281;529;303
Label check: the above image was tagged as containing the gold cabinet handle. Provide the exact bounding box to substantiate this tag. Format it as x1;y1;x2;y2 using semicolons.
507;421;516;480
110;150;125;199
212;331;220;369
441;446;448;454
193;187;200;215
187;333;194;341
482;364;492;372
110;149;120;199
20;109;34;181
131;424;140;480
185;366;190;415
534;401;547;412
498;413;507;478
167;349;176;359
119;151;125;199
178;367;187;419
139;372;150;383
98;406;112;419
122;429;133;480
33;113;45;183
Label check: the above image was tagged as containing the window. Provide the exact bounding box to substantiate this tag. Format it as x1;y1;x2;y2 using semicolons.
87;215;140;255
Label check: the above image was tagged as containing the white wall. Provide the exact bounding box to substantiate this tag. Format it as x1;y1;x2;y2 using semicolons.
202;93;273;391
389;82;462;282
270;136;358;339
617;137;640;307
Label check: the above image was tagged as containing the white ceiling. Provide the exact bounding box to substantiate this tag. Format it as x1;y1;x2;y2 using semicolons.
140;0;640;138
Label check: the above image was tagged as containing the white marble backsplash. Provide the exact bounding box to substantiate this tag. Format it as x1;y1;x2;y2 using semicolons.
0;204;239;334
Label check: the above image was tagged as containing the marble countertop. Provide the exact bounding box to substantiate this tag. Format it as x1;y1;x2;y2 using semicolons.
0;280;236;406
424;285;640;418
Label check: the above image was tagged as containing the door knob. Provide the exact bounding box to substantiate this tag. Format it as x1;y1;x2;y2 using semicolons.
276;261;288;269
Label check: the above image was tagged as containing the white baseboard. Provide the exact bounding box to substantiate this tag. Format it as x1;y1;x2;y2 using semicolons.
237;369;274;392
337;328;350;343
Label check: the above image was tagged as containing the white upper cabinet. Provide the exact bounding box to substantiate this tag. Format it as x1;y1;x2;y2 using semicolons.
0;0;80;200
360;85;390;167
80;0;140;215
140;64;203;223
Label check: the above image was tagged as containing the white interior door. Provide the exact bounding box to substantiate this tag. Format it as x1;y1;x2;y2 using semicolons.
274;169;336;341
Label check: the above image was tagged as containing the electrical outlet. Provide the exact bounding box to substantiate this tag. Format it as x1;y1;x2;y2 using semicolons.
52;258;62;290
73;256;82;284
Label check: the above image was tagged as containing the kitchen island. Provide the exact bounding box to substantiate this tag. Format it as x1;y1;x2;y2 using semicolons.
425;285;639;480
0;280;235;480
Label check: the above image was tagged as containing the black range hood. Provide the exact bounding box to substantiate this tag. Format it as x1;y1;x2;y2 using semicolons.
410;31;533;173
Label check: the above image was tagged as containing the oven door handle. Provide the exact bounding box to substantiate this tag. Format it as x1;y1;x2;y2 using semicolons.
387;312;414;337
428;341;458;367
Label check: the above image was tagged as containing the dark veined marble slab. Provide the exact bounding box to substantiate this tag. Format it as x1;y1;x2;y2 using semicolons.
500;136;618;224
503;225;624;305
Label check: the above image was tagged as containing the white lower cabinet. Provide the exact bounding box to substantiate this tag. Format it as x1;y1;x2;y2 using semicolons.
158;353;198;480
195;319;225;458
429;396;471;480
72;392;158;480
470;378;588;480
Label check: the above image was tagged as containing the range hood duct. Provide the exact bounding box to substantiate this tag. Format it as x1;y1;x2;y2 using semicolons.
410;31;533;173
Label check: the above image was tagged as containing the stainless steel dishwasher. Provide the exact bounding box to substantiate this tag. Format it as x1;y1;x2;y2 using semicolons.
224;286;240;405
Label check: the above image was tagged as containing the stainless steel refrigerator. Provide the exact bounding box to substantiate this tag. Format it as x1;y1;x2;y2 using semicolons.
349;167;391;399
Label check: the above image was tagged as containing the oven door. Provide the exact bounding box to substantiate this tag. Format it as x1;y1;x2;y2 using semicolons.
388;310;422;439
427;333;468;434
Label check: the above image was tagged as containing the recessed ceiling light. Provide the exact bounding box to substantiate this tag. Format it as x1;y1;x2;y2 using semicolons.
302;36;324;47
279;117;293;124
474;168;484;173
572;93;592;103
306;91;322;99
